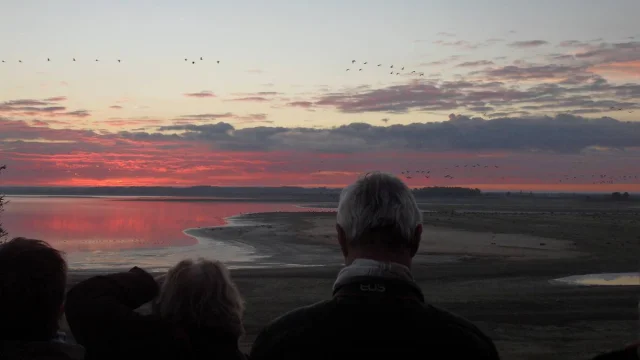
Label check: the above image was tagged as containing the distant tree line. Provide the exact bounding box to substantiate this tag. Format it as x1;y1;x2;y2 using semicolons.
412;186;482;197
0;185;485;198
0;165;6;239
611;192;631;201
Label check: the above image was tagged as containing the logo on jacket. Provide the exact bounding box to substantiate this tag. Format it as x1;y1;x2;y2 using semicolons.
359;284;386;292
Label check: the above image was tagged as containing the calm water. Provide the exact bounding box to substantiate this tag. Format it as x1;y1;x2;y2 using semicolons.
3;196;331;271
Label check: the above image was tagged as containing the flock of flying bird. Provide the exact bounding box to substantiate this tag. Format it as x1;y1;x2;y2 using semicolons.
2;57;636;116
397;164;639;185
346;59;425;77
0;57;221;64
399;164;500;181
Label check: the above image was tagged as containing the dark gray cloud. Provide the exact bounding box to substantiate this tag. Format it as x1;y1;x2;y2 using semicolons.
558;40;589;48
508;40;549;48
183;91;216;98
44;96;67;102
3;99;50;107
456;60;495;68
479;64;587;81
308;69;640;116
433;38;504;50
420;55;463;67
0;97;90;118
233;113;272;124
124;114;640;154
228;97;271;102
287;101;314;108
64;110;91;118
175;113;235;121
572;41;640;64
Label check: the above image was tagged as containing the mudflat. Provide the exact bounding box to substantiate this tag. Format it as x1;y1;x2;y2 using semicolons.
64;198;640;360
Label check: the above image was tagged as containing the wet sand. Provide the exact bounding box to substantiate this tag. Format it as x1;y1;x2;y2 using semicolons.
64;205;640;360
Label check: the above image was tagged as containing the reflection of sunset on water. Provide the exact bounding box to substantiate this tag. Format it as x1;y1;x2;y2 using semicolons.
3;197;320;253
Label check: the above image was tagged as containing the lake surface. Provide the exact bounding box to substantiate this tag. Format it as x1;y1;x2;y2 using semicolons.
2;196;331;271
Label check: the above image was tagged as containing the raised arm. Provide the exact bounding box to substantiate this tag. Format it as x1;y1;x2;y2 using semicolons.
64;267;162;351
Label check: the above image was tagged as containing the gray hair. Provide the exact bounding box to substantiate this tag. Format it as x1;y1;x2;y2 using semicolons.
336;172;423;248
156;258;244;337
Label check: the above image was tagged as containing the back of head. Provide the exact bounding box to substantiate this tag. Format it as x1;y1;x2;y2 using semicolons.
156;258;245;338
337;172;423;252
0;238;67;341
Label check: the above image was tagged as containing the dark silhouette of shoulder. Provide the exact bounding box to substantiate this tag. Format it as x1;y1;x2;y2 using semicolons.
250;297;499;360
0;340;83;360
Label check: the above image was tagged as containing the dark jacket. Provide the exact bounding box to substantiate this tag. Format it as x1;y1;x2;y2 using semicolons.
65;267;246;360
250;275;500;360
0;340;82;360
592;342;640;360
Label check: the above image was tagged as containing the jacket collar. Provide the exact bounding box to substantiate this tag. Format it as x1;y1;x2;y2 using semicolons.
332;275;425;303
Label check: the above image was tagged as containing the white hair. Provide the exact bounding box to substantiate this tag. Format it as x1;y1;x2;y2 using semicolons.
336;172;423;248
156;258;244;337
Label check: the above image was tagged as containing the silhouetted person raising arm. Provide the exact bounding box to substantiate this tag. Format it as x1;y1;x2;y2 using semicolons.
65;259;246;360
250;172;500;360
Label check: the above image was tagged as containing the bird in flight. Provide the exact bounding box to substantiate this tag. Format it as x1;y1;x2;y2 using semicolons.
359;68;362;71
217;60;220;63
364;62;367;64
47;58;50;61
390;65;394;68
192;61;195;64
18;60;22;63
200;57;203;60
185;58;188;61
95;59;99;62
352;60;356;63
377;64;381;66
346;69;350;71
118;59;121;63
73;58;76;61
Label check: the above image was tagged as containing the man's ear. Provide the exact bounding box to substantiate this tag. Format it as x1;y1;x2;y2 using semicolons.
336;224;348;258
409;224;422;257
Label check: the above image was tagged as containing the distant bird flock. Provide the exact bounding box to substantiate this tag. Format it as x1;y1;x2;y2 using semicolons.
346;59;425;78
1;57;221;64
397;164;639;185
1;57;636;117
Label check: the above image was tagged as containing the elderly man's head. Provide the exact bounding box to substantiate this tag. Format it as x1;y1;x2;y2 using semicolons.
336;172;423;266
155;258;245;338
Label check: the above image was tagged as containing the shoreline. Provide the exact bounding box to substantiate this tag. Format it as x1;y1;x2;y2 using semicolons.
61;206;640;359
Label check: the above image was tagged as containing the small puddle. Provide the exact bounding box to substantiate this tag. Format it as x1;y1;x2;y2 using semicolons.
552;273;640;286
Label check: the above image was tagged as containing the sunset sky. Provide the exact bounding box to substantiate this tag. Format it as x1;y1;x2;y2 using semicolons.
1;0;640;191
